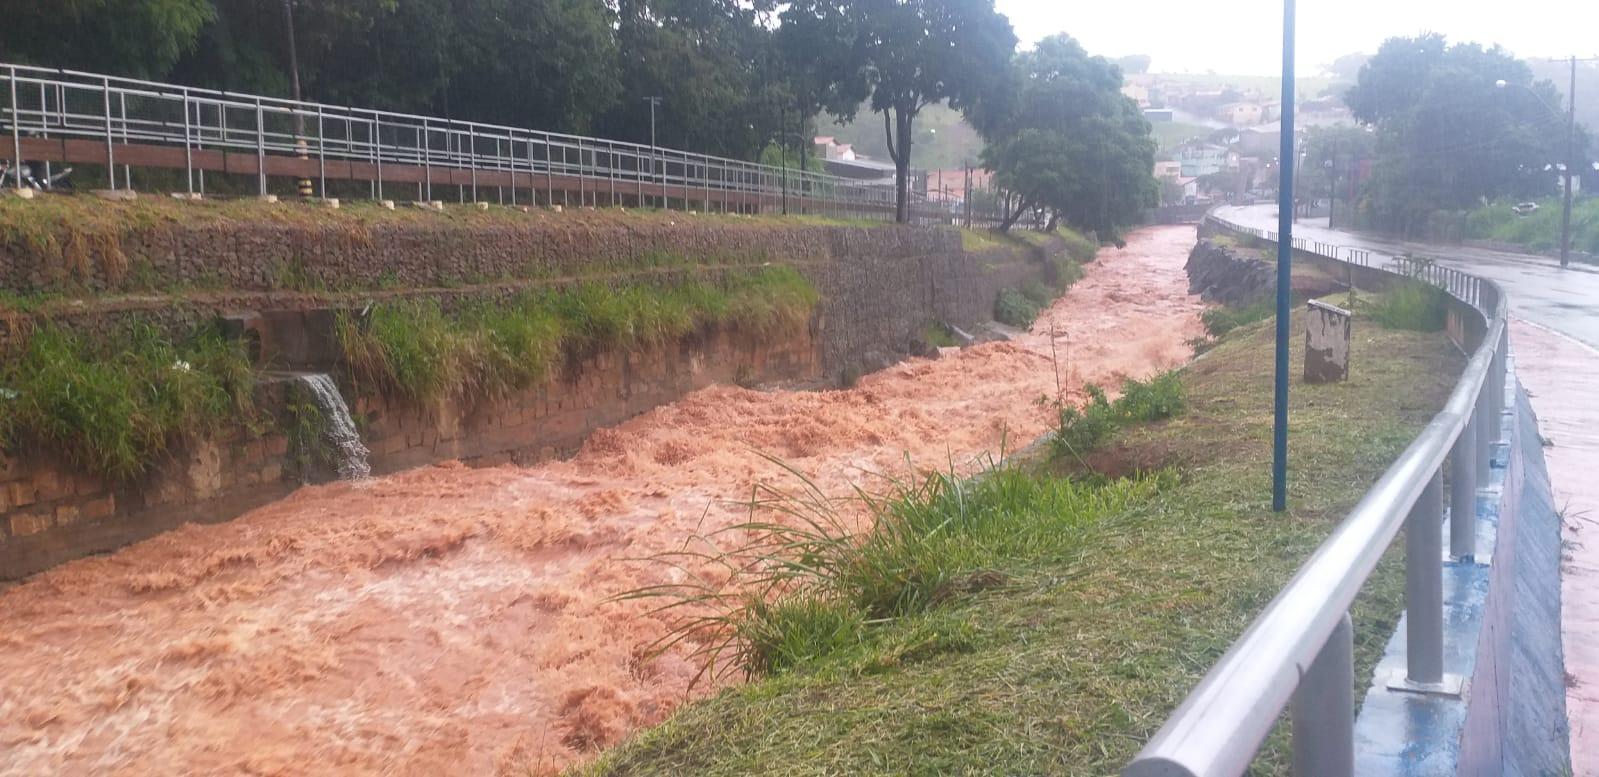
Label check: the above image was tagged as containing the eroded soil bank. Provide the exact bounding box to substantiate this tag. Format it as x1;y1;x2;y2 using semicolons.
0;225;1203;776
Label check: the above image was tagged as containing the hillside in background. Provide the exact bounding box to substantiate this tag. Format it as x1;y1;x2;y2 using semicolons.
820;102;986;170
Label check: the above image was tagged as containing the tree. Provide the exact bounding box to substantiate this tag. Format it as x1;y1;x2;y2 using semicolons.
1346;34;1586;234
1114;54;1152;75
785;0;1017;222
976;34;1156;237
0;0;213;78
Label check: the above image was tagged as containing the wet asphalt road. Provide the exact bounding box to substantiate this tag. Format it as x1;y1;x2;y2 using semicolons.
1215;204;1599;349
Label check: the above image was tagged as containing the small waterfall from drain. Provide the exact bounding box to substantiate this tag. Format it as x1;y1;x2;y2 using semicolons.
296;373;371;480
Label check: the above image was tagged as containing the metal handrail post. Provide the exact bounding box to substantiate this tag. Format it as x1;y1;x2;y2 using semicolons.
254;97;266;196
422;119;431;202
373;112;384;201
1291;612;1354;777
7;67;18;190
118;90;130;188
102;77;115;190
468;124;478;202
1450;411;1478;558
1404;471;1445;685
316;106;326;198
181;91;194;194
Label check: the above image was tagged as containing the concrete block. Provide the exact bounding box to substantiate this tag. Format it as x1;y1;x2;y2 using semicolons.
1304;300;1352;384
380;200;396;210
4;187;36;200
259;194;279;204
92;188;137;201
476;202;489;211
323;198;341;209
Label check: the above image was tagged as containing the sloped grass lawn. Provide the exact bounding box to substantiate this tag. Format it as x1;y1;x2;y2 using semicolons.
584;310;1462;776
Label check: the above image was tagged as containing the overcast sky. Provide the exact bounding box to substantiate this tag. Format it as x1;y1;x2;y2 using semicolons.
994;0;1599;76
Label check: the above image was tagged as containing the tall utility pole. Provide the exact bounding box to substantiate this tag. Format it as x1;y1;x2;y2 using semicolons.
644;96;661;208
1272;0;1296;513
283;0;312;199
1559;56;1577;268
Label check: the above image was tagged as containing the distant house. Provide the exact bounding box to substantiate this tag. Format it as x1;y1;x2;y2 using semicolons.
1143;108;1175;123
1121;83;1151;108
1217;102;1265;126
1178;142;1233;178
1153;160;1182;179
813;136;858;162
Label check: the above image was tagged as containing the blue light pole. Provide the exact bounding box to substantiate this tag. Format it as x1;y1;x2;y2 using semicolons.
1272;0;1296;512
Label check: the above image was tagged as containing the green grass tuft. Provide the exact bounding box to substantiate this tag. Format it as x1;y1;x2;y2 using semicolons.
994;288;1041;328
1051;371;1185;459
337;267;819;406
1364;279;1448;332
0;323;257;480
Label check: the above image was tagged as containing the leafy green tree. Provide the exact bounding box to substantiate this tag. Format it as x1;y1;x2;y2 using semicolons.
1347;34;1586;234
0;0;214;77
977;34;1156;236
785;0;1017;222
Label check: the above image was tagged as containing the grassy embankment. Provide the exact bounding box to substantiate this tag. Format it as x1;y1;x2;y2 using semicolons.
585;295;1461;775
0;196;828;481
1466;197;1599;258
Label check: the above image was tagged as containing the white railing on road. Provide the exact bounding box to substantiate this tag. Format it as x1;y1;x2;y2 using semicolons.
1123;215;1510;776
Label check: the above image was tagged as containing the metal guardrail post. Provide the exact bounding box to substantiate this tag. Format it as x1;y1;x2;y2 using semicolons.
469;125;478;202
1404;471;1445;685
1291;612;1354;777
1450;410;1478;559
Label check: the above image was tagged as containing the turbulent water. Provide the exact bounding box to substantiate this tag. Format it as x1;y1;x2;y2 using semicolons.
0;225;1205;776
296;373;372;481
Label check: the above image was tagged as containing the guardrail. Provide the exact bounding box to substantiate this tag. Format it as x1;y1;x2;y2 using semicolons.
1124;215;1510;776
1;62;1006;226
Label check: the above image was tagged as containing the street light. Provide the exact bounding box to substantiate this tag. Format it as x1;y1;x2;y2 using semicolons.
1497;62;1579;267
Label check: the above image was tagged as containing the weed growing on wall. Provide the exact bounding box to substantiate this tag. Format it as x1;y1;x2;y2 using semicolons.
337;267;819;406
0;323;257;480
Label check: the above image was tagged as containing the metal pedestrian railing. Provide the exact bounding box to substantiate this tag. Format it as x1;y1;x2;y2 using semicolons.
1;62;1003;226
1123;215;1510;777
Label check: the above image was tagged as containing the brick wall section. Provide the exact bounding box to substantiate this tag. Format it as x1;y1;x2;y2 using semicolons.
0;216;1062;579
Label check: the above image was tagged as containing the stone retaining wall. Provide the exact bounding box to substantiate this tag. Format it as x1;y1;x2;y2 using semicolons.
0;210;1062;579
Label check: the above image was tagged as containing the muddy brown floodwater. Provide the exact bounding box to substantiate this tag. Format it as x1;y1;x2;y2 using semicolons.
0;225;1203;776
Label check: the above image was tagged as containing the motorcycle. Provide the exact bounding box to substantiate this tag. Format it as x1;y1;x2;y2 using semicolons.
0;159;73;191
